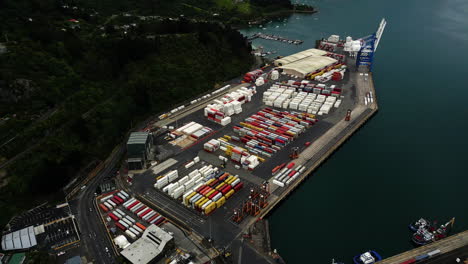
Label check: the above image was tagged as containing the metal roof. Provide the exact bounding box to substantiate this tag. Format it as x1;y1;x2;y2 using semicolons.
121;224;173;264
127;132;150;145
280;56;337;77
274;48;328;66
1;226;37;251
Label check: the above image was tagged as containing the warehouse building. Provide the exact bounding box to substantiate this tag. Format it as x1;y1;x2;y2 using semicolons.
1;226;37;251
127;132;153;170
274;48;338;78
121;224;174;264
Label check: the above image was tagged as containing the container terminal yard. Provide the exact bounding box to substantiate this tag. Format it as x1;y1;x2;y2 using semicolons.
2;18;468;264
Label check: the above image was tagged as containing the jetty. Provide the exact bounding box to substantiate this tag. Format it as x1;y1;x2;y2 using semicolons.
248;33;304;45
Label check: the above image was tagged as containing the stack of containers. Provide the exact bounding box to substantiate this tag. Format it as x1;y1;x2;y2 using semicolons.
154;170;178;189
203;139;220;152
233;108;317;158
204;87;255;125
272;162;307;187
183;172;244;215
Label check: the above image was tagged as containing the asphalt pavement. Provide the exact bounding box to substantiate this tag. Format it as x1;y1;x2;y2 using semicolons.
69;145;125;264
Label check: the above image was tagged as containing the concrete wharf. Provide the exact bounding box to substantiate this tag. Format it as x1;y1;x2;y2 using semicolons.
377;230;468;264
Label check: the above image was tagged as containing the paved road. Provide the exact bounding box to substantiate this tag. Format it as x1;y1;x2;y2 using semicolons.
70;145;125;264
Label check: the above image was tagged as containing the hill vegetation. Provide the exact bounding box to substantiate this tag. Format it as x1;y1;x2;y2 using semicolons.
0;0;258;227
0;0;313;228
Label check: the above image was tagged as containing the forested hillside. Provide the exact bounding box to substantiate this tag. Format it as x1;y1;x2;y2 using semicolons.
0;0;257;227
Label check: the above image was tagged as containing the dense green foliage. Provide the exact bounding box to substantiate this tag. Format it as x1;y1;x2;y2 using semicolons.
0;0;255;227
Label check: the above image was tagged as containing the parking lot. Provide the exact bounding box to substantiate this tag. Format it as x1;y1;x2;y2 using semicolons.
42;216;80;250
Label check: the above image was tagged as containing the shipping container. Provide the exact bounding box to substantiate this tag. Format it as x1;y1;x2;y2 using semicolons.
150;215;162;224
123;198;136;207
216;197;226;208
99;204;109;212
127;200;140;210
131;203;144;213
116;209;126;217
136;222;147;231
399;259;416;264
115;222;126;231
143;211;156;221
104;201;113;209
120;191;130;199
133;225;143;233
139;208;152;218
117;193;127;201
119;220;129;229
225;189;235;199
129;227;140;236
125;230;137;240
154;217;165;226
122;218;133;226
233;181;244;191
147;214;159;223
108;213;119;221
125;216;136;223
107;200;116;208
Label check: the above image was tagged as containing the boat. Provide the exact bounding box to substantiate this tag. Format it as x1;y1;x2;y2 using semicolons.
353;251;382;264
408;218;430;232
411;218;454;246
412;226;435;246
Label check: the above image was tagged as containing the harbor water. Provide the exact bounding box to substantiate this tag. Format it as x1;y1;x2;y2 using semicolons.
241;0;468;262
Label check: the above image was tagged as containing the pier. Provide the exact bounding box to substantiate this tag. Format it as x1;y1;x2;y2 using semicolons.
248;33;304;45
377;230;468;264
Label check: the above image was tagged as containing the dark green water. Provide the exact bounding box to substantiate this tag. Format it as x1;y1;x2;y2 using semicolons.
241;0;468;262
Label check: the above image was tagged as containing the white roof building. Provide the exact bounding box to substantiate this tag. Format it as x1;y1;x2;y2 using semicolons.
121;224;174;264
274;48;328;66
274;48;338;78
1;226;37;251
279;56;337;78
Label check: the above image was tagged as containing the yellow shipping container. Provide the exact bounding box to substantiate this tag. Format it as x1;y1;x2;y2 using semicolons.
226;176;237;185
256;155;265;163
224;176;234;184
200;199;211;209
204;202;216;215
205;189;215;198
218;137;227;142
196;197;208;209
225;189;235;199
205;178;215;186
215;182;226;190
224;135;231;140
216;197;226;208
184;192;197;206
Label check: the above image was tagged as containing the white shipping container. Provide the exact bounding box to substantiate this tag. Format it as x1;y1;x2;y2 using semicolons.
273;180;285;187
125;216;136;223
104;202;113;209
133;225;143;233
119;220;129;228
122;218;133;226
125;230;136;239
129;227;140;236
123;198;136;207
107;200;116;208
143;211;156;221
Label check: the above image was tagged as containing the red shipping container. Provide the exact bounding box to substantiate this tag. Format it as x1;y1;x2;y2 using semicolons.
221;185;232;195
139;209;152;218
127;201;139;210
147;214;159;223
233;182;244;192
136;222;147;231
196;185;207;193
135;206;147;214
115;222;126;231
114;196;124;204
286;162;295;169
288;170;296;177
99;204;109;212
108;213;119;221
111;197;120;205
154;217;165;226
208;190;219;199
